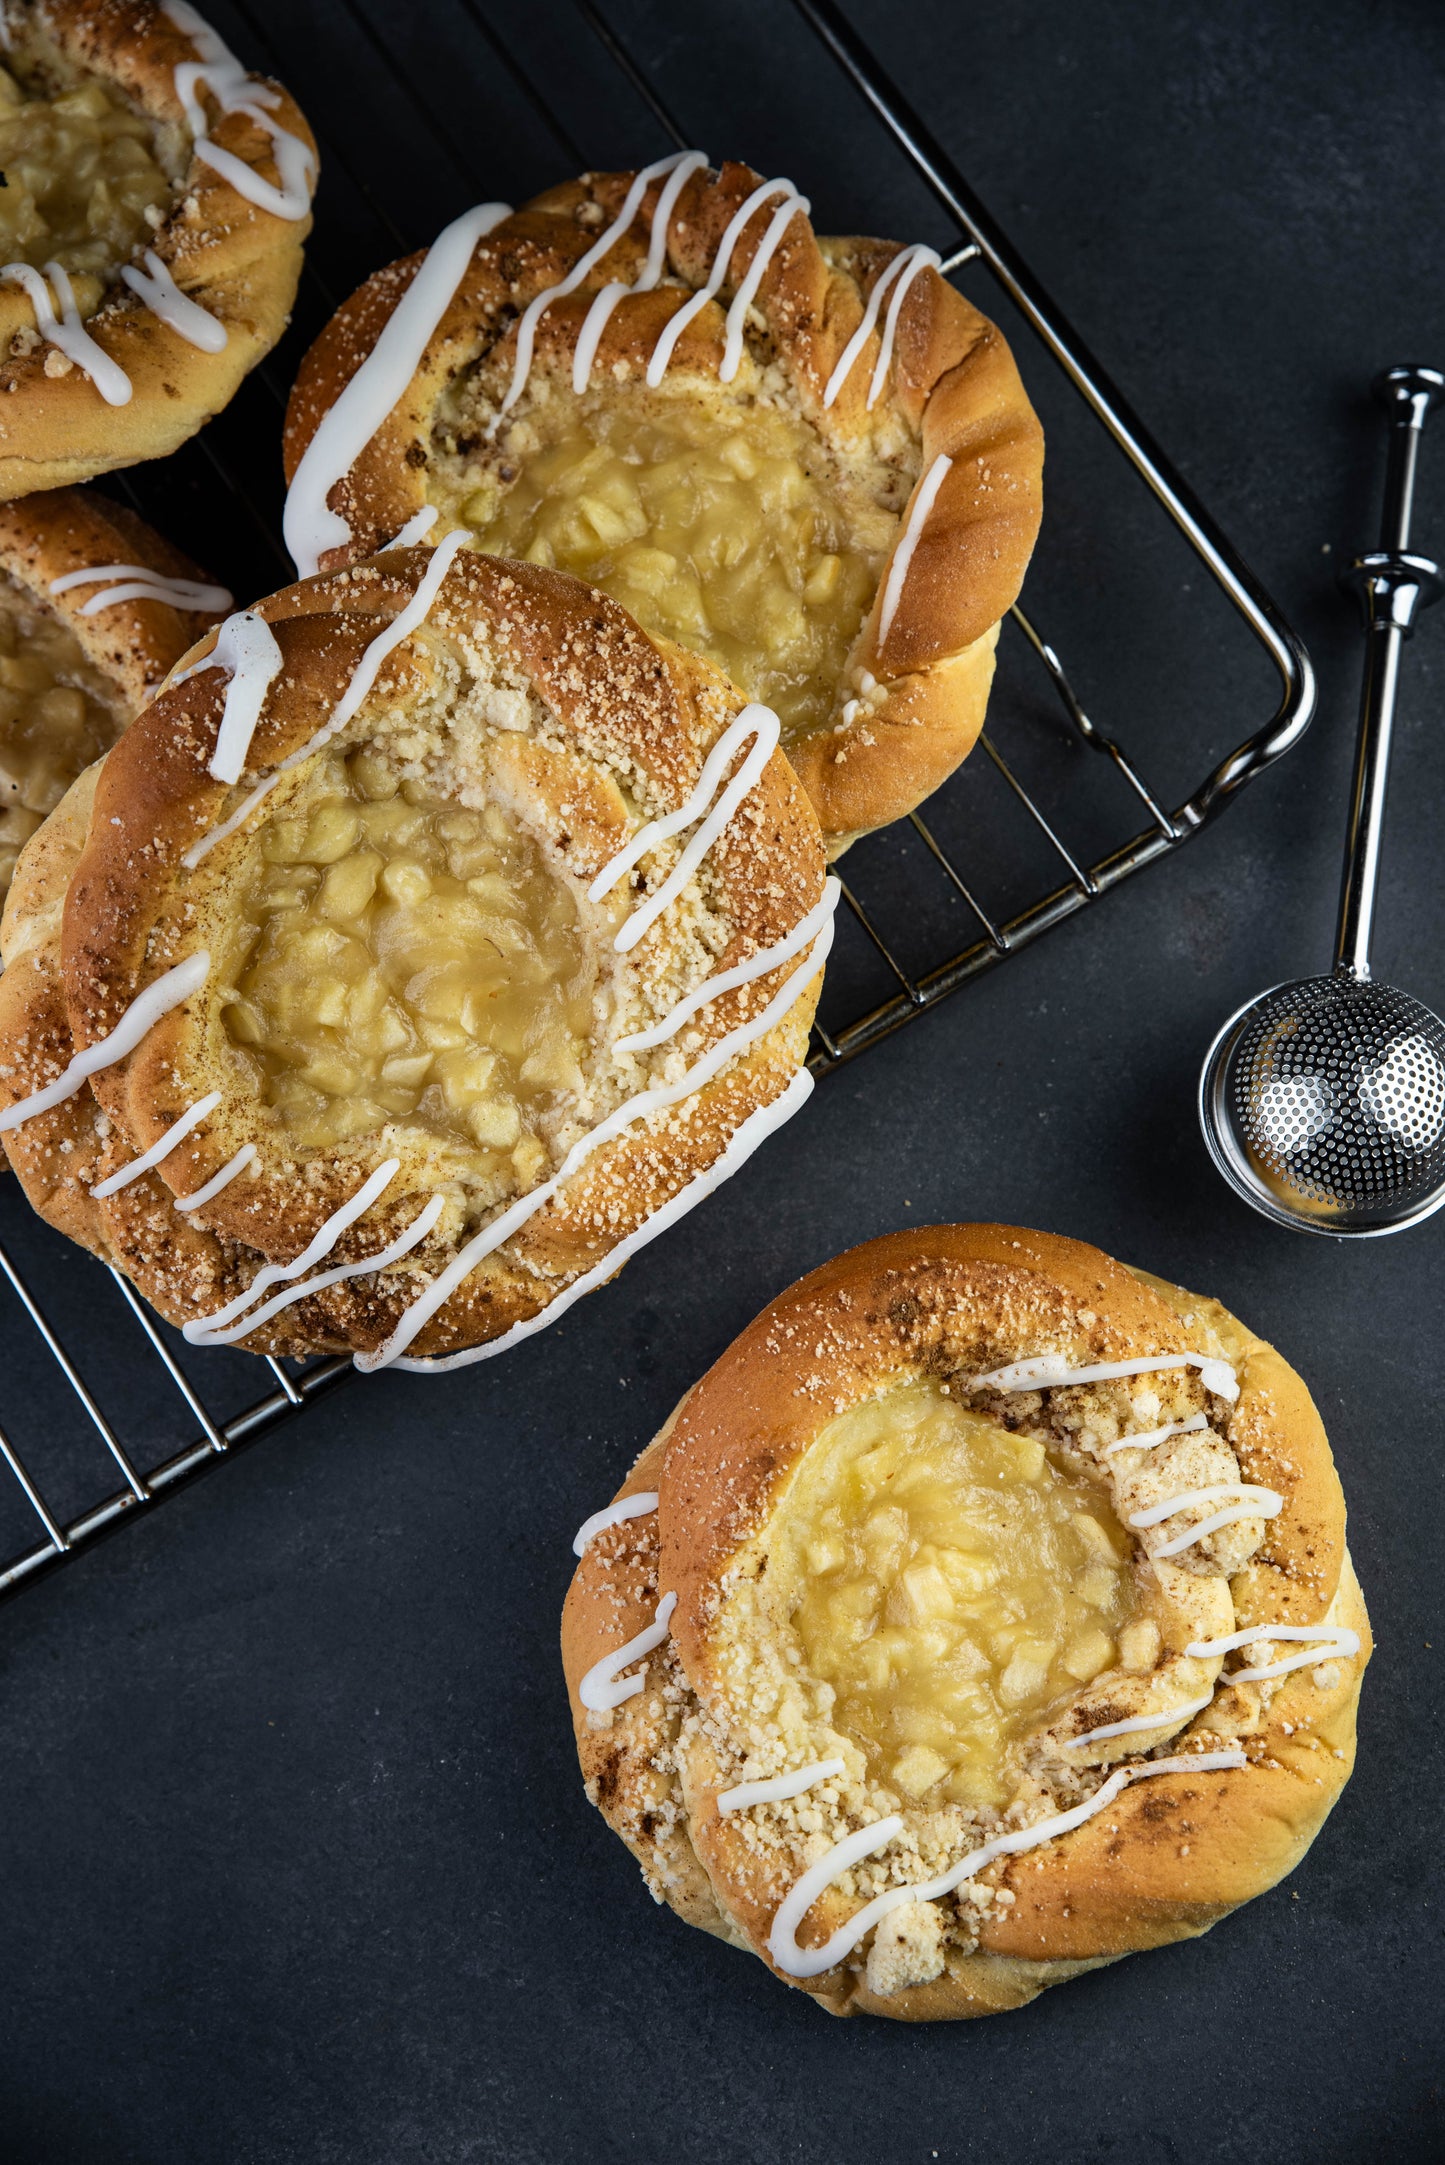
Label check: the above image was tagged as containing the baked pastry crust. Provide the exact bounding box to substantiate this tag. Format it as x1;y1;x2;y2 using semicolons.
0;481;226;893
0;546;827;1360
561;1225;1370;2020
0;0;315;496
282;159;1043;847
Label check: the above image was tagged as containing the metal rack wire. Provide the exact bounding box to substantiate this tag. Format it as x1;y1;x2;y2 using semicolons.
0;0;1315;1602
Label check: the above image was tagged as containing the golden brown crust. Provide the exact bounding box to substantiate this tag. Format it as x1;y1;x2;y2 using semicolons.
0;481;226;699
1;548;826;1358
561;1225;1370;2021
0;0;315;496
0;484;223;1237
282;160;1042;844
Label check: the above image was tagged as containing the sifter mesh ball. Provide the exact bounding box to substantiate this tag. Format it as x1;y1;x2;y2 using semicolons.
1230;973;1445;1220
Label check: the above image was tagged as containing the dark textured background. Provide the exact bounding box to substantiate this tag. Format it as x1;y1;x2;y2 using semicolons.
3;2;1443;2159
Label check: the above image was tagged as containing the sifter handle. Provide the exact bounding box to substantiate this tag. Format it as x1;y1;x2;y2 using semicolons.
1333;367;1443;979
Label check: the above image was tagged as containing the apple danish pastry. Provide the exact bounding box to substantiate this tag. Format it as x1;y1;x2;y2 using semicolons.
0;481;227;899
0;540;829;1362
283;156;1043;849
563;1225;1369;2019
0;0;315;495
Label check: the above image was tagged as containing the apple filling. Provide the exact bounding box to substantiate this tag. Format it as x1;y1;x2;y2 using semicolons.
0;582;124;900
0;67;174;283
442;391;901;743
778;1380;1137;1808
225;751;599;1168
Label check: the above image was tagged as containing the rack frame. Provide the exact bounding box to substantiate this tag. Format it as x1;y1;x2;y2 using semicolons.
0;0;1314;1601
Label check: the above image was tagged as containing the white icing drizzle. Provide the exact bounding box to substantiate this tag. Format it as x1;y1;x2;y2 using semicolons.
176;609;284;784
579;1591;677;1711
1185;1623;1361;1684
119;249;228;351
90;1089;221;1198
613;877;839;1053
283;201;511;575
590;704;781;954
1067;1622;1362;1754
352;697;820;1376
183;1158;401;1342
172;1141;255;1210
1102;1411;1211;1457
388;505;439;548
286;526;468;762
570;147;710;398
2;261;132;404
500;151;706;420
163;2;315;222
572;1491;659;1557
876;453;952;647
1129;1483;1283;1560
646;176;804;389
767;1750;1247;1979
970;1351;1241;1406
0;951;209;1133
822;244;941;410
718;190;809;382
1064;1694;1214;1749
867;246;942;407
181;772;277;870
377;1066;813;1376
50;563;232;616
571;282;627;396
717;1757;846;1815
181;530;469;869
185;1193;446;1348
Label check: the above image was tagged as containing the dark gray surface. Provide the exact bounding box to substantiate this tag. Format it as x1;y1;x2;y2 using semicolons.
3;2;1444;2159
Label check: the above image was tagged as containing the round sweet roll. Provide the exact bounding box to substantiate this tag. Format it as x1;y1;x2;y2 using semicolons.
561;1225;1369;2020
0;543;828;1361
0;0;315;495
0;480;227;895
282;157;1043;849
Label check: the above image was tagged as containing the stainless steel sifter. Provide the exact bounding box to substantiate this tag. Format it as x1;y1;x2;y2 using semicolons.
1199;366;1445;1235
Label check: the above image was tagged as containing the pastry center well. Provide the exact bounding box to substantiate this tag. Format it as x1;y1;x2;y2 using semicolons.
441;391;896;743
0;583;123;899
0;66;174;281
225;751;599;1168
780;1380;1137;1808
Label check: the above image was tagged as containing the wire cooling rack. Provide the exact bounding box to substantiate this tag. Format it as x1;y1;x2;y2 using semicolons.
0;0;1315;1600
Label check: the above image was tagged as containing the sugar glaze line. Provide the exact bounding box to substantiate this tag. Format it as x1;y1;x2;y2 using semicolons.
579;1591;677;1711
1185;1623;1361;1683
0;952;210;1134
380;1067;814;1375
90;1089;221;1198
573;1492;660;1557
766;1751;1247;1979
876;454;952;647
182;1158;402;1341
718;1758;846;1815
119;249;228;351
50;564;233;616
283;201;512;574
163;2;315;222
186;1195;446;1348
172;1141;255;1210
1102;1411;1210;1456
970;1351;1241;1404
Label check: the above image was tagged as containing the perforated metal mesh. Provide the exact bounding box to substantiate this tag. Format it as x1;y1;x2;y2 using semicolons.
1231;974;1445;1219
